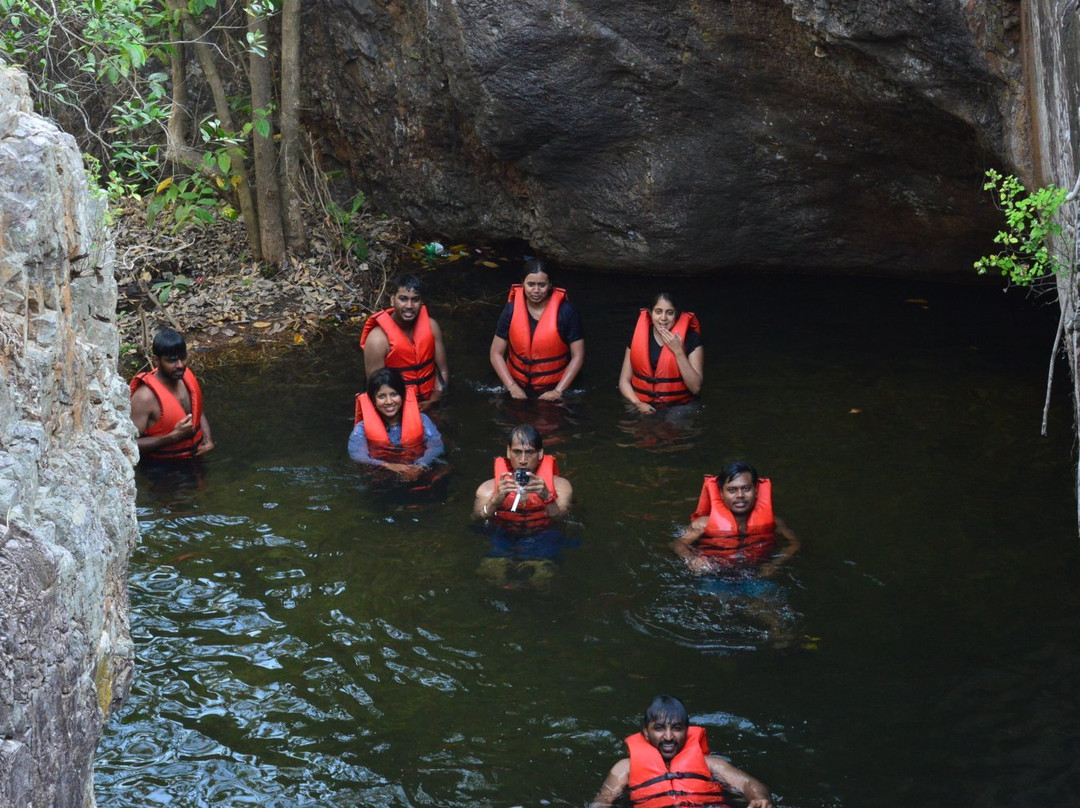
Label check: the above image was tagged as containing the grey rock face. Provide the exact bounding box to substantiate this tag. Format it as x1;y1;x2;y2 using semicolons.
303;0;1024;273
1025;0;1080;532
0;65;138;808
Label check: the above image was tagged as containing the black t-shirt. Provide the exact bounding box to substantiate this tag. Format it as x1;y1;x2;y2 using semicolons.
495;299;584;344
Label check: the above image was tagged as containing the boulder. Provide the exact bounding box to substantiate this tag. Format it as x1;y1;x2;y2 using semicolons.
302;0;1025;273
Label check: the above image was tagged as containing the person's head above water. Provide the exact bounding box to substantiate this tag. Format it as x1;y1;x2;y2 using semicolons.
521;258;551;283
389;273;424;325
366;366;406;400
641;695;690;763
649;292;678;311
521;258;554;306
152;328;187;360
392;272;424;296
718;461;759;486
506;423;544;471
647;293;680;331
717;461;761;518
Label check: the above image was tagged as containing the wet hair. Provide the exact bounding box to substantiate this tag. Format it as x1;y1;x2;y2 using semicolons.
521;258;551;282
643;695;689;728
649;292;678;313
392;273;424;296
366;367;406;399
152;328;187;360
718;461;759;486
507;423;542;451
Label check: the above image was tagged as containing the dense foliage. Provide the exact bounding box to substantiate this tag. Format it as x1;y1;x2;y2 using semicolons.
0;0;306;262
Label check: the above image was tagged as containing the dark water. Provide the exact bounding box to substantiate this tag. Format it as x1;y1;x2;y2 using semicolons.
97;267;1080;807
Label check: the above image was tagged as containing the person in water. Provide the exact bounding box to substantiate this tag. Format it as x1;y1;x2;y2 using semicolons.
360;273;449;411
618;292;704;414
473;423;572;534
672;461;799;576
130;328;214;461
489;258;585;401
589;694;775;808
348;367;444;480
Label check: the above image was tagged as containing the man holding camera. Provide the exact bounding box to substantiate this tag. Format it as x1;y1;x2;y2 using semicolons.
473;423;573;535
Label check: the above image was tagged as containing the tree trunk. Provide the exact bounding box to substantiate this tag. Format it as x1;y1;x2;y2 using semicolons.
180;8;262;260
249;2;285;266
165;26;194;170
280;0;307;254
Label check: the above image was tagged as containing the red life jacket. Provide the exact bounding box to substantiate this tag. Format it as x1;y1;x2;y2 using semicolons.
626;725;728;808
506;285;570;391
629;309;700;406
353;386;425;462
493;454;559;534
129;368;205;460
692;476;776;562
360;306;437;399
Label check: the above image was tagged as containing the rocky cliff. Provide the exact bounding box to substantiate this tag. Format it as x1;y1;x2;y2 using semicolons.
0;65;138;807
1023;0;1080;530
302;0;1025;274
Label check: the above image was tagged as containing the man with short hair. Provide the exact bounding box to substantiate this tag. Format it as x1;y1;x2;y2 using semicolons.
589;695;775;808
360;273;449;411
130;328;214;461
473;424;572;534
673;461;799;576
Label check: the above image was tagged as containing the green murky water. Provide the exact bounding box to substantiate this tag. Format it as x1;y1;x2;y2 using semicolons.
97;268;1080;807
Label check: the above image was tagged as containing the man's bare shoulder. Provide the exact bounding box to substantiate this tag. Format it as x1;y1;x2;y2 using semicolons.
609;757;630;777
130;381;158;405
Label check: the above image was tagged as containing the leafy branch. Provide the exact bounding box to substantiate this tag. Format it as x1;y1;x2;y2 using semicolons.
974;169;1070;286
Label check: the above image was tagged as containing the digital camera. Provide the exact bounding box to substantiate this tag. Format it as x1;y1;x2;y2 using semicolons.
514;468;530;486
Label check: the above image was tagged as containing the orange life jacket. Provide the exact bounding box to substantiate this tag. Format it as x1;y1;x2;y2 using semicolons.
692;476;776;562
360;306;437;399
506;285;570;391
129;368;205;460
493;454;559;534
353;386;425;462
629;309;700;406
626;725;728;808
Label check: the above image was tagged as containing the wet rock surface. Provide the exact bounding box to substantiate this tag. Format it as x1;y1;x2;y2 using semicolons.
0;65;138;807
302;0;1024;274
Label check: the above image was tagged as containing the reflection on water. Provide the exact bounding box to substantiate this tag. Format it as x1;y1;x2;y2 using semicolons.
98;270;1080;807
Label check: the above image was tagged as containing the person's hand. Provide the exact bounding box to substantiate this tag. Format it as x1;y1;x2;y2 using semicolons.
522;472;550;499
495;471;519;499
538;389;562;402
635;401;656;415
384;462;423;480
685;555;714;574
507;383;527;400
657;326;685;357
746;799;774;808
195;438;214;456
169;413;197;440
